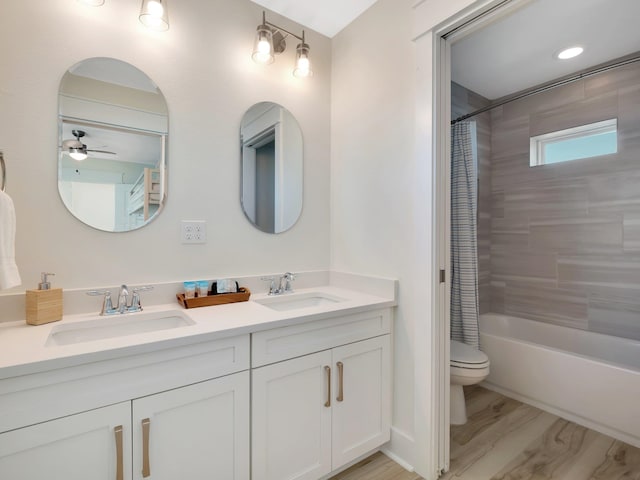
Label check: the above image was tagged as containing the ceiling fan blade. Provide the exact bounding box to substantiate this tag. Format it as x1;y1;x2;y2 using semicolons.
87;149;117;155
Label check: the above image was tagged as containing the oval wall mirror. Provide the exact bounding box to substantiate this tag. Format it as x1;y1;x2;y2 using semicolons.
58;57;168;232
240;102;303;234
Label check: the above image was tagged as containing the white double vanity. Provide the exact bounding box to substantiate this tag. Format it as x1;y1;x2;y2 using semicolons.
0;276;395;480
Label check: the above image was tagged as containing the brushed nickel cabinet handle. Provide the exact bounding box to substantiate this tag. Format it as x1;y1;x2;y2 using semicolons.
324;366;331;408
337;361;344;402
114;425;124;480
142;418;151;478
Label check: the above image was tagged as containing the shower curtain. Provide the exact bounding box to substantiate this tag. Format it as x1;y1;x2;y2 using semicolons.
450;121;480;349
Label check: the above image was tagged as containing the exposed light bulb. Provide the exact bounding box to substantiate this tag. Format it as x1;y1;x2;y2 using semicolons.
146;0;164;17
252;26;274;64
293;43;312;78
295;57;310;77
258;39;271;55
139;0;169;31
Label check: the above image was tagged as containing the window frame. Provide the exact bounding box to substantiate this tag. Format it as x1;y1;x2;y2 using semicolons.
529;118;618;167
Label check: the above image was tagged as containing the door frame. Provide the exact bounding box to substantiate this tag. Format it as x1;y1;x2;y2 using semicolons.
413;0;531;477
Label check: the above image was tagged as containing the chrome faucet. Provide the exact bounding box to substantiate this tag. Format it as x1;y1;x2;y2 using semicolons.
261;272;296;295
87;285;154;315
279;272;295;294
117;285;129;314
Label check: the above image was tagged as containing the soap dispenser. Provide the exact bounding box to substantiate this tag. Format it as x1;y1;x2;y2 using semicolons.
26;272;63;325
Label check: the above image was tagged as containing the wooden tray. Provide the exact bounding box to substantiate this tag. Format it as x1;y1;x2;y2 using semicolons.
176;287;251;309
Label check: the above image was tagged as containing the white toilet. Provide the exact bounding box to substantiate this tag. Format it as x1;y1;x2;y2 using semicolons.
450;340;490;425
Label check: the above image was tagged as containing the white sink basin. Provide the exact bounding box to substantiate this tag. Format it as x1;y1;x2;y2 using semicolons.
255;292;345;311
46;310;195;346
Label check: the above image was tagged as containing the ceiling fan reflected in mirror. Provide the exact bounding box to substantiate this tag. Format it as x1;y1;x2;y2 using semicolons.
62;129;116;161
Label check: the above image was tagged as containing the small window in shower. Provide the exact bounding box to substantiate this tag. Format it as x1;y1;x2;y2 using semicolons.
529;118;618;167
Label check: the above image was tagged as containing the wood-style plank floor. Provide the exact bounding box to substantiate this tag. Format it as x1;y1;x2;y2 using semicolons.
331;386;640;480
330;451;422;480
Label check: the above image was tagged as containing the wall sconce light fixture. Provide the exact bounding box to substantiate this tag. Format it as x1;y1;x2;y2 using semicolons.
139;0;169;31
252;11;313;78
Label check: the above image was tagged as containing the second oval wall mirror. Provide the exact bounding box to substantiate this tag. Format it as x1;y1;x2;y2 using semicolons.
58;57;168;232
240;102;303;234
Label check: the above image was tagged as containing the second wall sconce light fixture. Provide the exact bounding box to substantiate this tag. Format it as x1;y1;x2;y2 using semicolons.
252;11;313;78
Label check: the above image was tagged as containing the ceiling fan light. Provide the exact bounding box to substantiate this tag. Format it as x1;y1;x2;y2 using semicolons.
69;146;88;161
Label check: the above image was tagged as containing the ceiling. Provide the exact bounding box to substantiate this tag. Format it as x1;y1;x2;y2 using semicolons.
451;0;640;100
251;0;639;100
249;0;379;38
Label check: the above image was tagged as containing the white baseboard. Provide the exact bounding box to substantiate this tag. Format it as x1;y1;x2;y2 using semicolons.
381;426;415;472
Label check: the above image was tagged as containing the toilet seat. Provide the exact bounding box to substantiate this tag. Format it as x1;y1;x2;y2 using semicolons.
450;340;490;369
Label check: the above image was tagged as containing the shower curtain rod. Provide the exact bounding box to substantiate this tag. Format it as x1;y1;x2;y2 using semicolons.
451;53;640;125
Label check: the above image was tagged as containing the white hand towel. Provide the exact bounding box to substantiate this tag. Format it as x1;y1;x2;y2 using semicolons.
0;190;21;290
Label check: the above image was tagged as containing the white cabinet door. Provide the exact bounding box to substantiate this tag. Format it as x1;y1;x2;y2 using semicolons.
132;371;250;480
0;402;131;480
331;335;391;468
252;350;333;480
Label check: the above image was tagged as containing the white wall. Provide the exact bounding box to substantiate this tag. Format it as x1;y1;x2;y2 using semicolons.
0;0;331;292
331;0;420;468
332;0;486;476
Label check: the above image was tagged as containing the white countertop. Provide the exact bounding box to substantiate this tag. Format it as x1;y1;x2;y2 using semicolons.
0;285;395;380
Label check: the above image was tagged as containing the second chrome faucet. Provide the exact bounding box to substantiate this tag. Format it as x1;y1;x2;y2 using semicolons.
261;272;296;295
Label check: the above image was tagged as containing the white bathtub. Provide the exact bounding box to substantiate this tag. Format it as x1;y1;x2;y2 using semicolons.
479;313;640;448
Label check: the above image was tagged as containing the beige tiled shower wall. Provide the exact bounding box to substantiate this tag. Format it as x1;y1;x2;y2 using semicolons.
451;82;492;314
488;61;640;340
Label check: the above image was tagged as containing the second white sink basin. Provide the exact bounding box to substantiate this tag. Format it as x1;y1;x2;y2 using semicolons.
46;310;195;346
255;292;345;311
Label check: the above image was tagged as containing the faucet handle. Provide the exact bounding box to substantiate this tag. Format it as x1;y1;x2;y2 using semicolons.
281;272;296;292
86;290;115;315
260;276;278;295
132;285;154;293
129;285;154;312
87;289;110;296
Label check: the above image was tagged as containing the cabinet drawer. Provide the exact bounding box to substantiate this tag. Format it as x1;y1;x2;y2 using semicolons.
251;309;391;367
0;334;250;434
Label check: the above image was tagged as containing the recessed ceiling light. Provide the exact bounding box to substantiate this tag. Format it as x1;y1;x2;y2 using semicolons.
556;46;584;60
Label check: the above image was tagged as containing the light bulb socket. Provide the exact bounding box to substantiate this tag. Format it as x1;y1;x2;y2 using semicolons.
139;0;169;31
